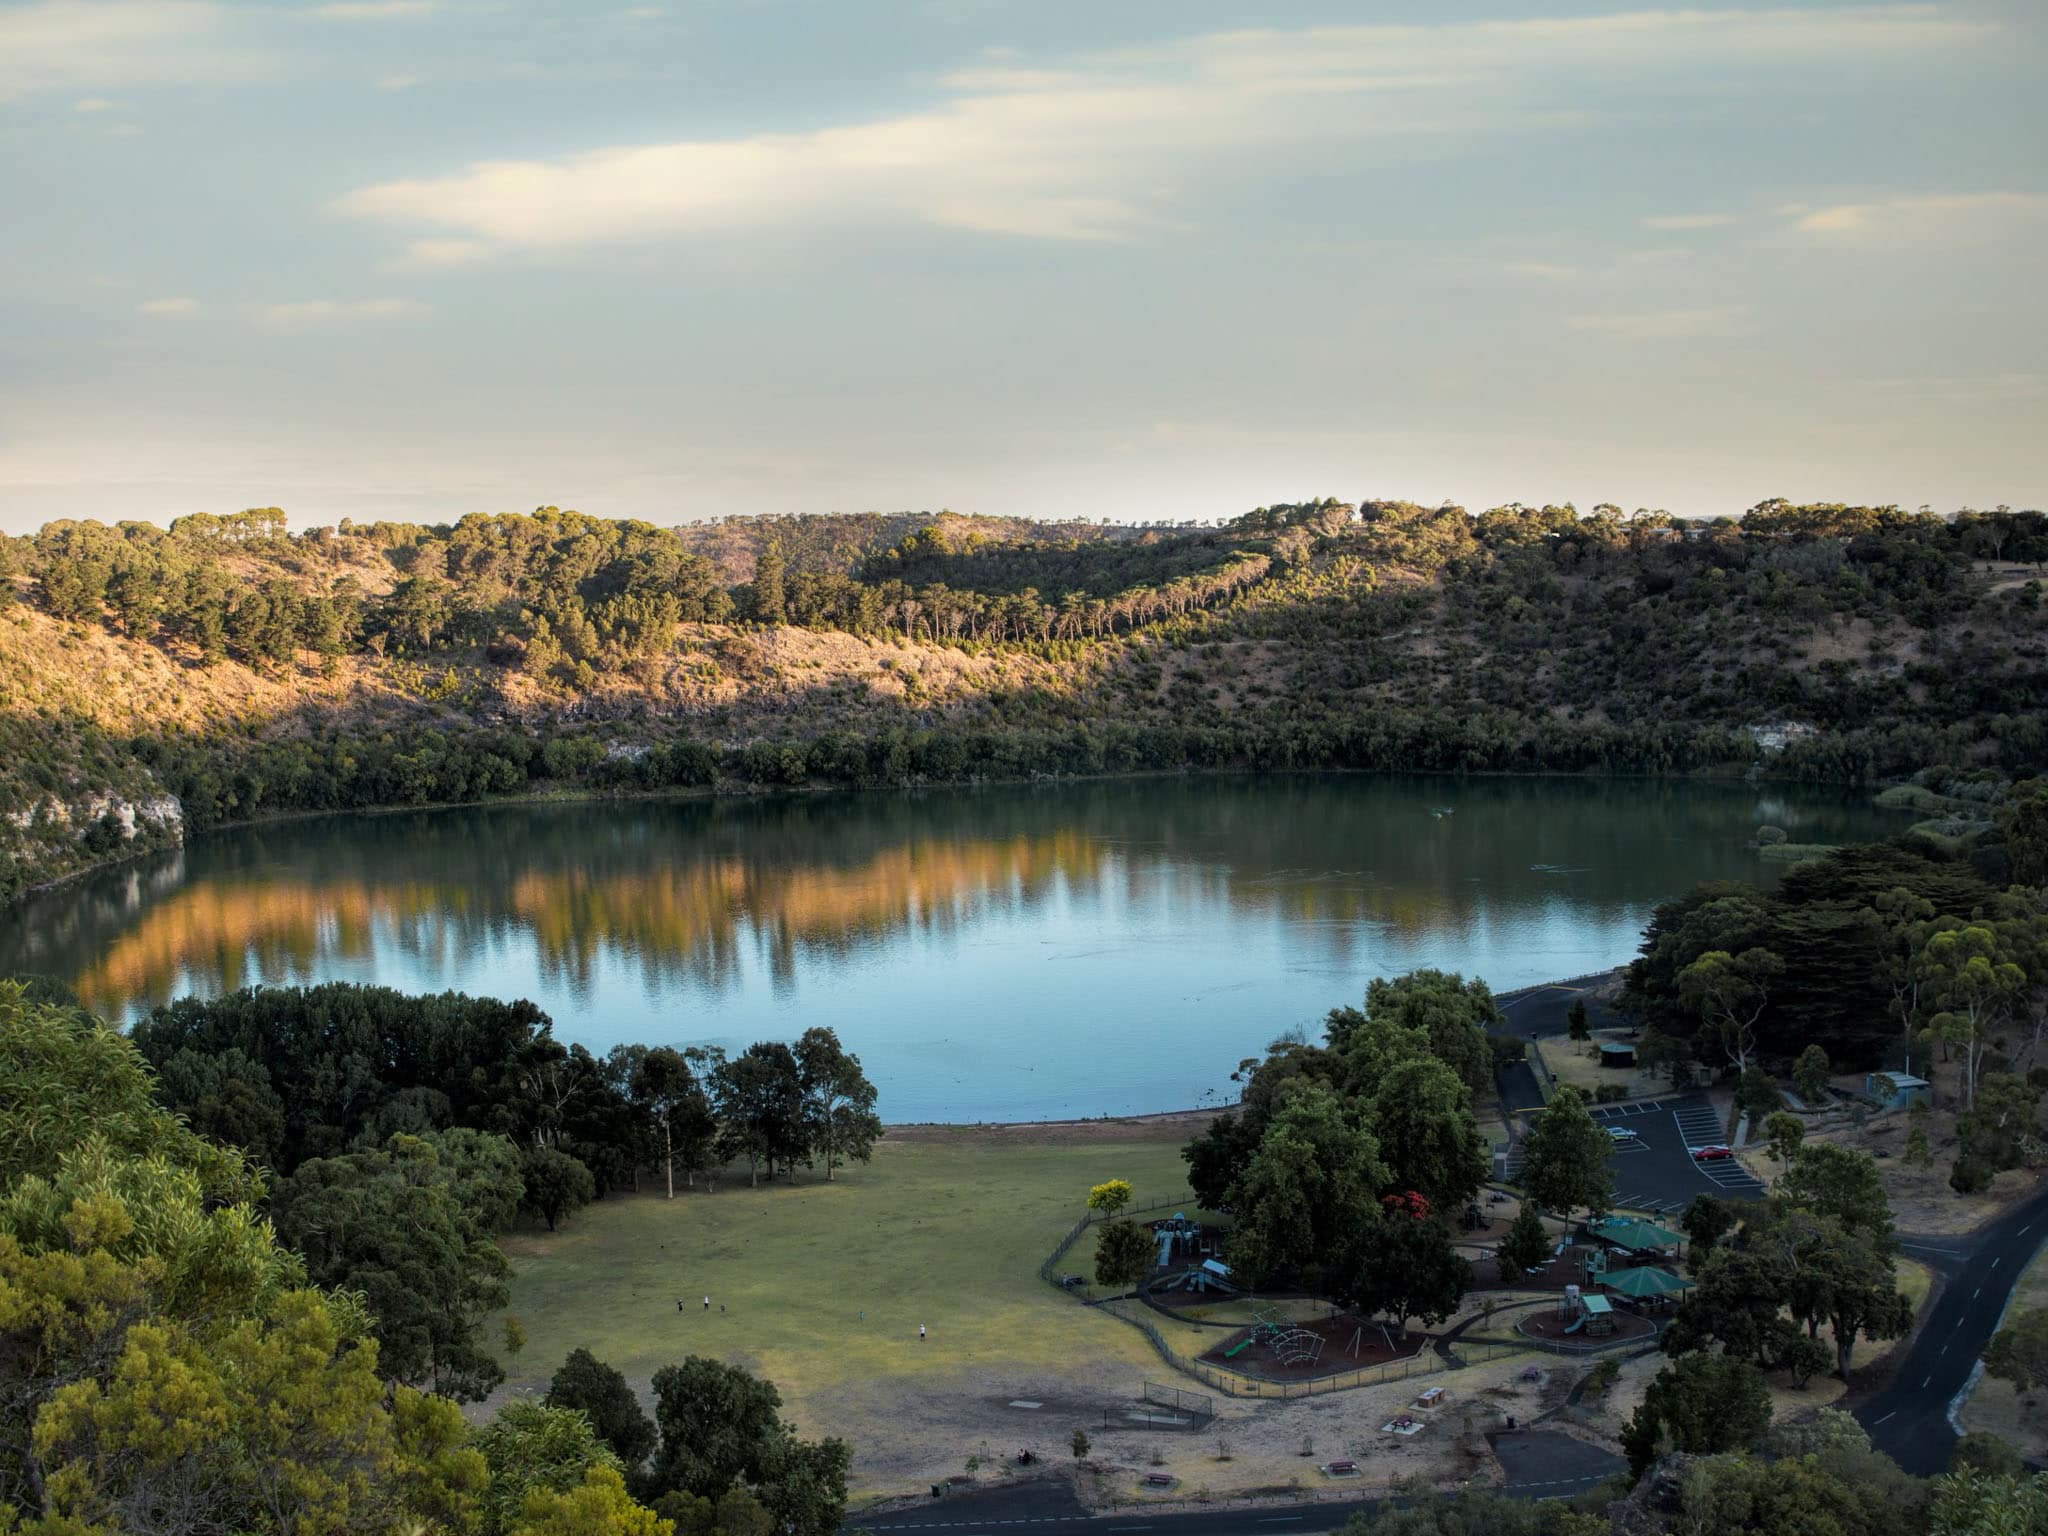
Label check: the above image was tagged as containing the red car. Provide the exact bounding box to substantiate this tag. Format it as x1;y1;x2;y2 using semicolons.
1692;1145;1734;1162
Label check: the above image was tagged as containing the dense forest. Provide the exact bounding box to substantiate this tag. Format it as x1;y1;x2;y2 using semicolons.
3;498;2045;895
1;981;858;1536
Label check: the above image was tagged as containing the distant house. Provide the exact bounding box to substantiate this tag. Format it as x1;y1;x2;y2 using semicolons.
1866;1072;1932;1111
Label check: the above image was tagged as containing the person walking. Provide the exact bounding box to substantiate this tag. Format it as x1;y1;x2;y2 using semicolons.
703;1296;711;1312
919;1324;926;1341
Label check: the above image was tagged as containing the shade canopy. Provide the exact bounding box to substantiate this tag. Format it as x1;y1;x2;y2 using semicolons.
1601;1265;1695;1297
1588;1215;1683;1252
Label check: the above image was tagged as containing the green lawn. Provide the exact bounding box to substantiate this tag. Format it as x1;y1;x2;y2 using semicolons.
497;1129;1197;1448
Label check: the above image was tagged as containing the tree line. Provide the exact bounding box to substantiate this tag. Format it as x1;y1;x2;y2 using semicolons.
119;982;879;1403
0;981;851;1536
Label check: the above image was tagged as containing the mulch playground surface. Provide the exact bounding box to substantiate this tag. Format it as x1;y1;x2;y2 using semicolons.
1516;1304;1657;1346
1198;1314;1428;1382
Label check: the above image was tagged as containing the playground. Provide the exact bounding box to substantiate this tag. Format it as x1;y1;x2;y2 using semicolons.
1199;1311;1427;1381
1514;1291;1657;1347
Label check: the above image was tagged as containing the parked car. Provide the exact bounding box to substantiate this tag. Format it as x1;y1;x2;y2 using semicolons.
1691;1145;1734;1161
1606;1126;1635;1142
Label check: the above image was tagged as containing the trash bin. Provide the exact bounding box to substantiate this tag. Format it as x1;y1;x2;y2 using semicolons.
931;1485;942;1499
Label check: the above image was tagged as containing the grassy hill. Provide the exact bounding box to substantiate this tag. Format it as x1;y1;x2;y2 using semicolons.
3;498;2043;896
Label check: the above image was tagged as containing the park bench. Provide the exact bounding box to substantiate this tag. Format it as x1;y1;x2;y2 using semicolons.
1323;1460;1360;1478
1142;1474;1175;1488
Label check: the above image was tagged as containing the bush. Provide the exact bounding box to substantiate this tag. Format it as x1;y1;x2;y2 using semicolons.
1951;1154;1995;1194
1592;1084;1629;1104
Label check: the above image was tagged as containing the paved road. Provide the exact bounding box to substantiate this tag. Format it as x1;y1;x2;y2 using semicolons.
854;1430;1621;1536
1856;1180;2048;1475
1493;976;1625;1042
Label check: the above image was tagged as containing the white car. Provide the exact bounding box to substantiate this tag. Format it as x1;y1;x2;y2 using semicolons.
1605;1126;1635;1142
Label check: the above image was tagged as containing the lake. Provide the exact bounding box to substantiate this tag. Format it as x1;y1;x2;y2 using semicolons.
2;774;1902;1123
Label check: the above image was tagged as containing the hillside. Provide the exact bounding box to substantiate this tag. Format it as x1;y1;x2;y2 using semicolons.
2;499;2043;897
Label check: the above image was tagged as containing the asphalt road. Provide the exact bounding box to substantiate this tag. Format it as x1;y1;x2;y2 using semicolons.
1492;976;1626;1042
854;1430;1622;1536
1856;1179;2048;1475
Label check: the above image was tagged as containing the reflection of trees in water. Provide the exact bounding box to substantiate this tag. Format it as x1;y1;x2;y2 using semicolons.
17;775;1897;1017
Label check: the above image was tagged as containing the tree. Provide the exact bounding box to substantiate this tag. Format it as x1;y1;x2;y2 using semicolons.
1762;1112;1806;1179
1919;923;2026;1111
523;1145;599;1232
1958;1071;2042;1174
1780;1142;1895;1248
1070;1429;1090;1460
647;1358;786;1501
645;1359;845;1536
1681;1193;1739;1254
1353;969;1499;1097
1931;1466;2048;1536
548;1348;658;1468
1222;1081;1387;1287
633;1047;699;1200
272;1132;518;1401
1950;1432;2026;1478
1621;1355;1771;1477
713;1044;806;1185
793;1028;881;1181
1735;1065;1783;1130
1094;1219;1153;1288
511;1464;674;1536
1567;999;1590;1041
1984;1307;2048;1393
1181;1113;1259;1211
1518;1086;1612;1225
1365;1056;1488;1213
0;990;490;1534
1793;1043;1832;1103
1498;1204;1550;1279
1678;948;1783;1073
1087;1179;1134;1220
475;1399;622;1533
1336;1212;1470;1334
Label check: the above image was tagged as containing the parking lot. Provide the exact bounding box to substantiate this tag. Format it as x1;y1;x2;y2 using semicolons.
1504;1094;1765;1217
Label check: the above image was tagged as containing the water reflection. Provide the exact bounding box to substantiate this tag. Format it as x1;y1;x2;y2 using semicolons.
3;774;1901;1121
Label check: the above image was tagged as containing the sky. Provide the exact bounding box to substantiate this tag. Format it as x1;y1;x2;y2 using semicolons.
2;0;2044;532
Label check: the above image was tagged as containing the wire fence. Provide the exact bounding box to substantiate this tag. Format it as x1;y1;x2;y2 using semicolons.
1036;1192;1202;1284
1142;1381;1215;1419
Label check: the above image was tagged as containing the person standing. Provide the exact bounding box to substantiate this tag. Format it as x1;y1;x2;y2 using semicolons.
703;1296;711;1312
919;1324;926;1341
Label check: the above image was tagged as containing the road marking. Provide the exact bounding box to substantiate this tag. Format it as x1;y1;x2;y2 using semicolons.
1992;1257;2002;1269
1975;1288;1983;1301
2022;1226;2032;1238
1256;1519;1302;1525
1922;1376;1933;1389
1873;1411;1897;1425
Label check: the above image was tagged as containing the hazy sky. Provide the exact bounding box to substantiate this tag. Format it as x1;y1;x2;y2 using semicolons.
2;0;2043;532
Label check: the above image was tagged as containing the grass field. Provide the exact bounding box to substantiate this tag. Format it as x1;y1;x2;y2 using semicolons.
493;1121;1206;1495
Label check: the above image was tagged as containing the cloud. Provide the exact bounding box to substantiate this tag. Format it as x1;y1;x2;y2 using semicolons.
312;0;437;17
1792;191;2048;235
334;7;1992;252
72;95;117;112
1503;261;1577;280
1565;305;1753;342
1641;213;1736;230
0;1;267;101
137;296;199;315
396;237;490;267
251;298;428;330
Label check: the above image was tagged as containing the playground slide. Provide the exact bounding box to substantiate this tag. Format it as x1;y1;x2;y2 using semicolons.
1223;1337;1252;1358
1562;1314;1586;1334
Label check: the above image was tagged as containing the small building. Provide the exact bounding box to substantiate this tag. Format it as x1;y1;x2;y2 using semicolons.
1598;1041;1636;1068
1866;1073;1932;1111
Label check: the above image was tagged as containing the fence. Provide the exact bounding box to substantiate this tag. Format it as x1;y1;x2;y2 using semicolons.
1526;1039;1558;1102
1142;1381;1215;1419
1036;1192;1201;1284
